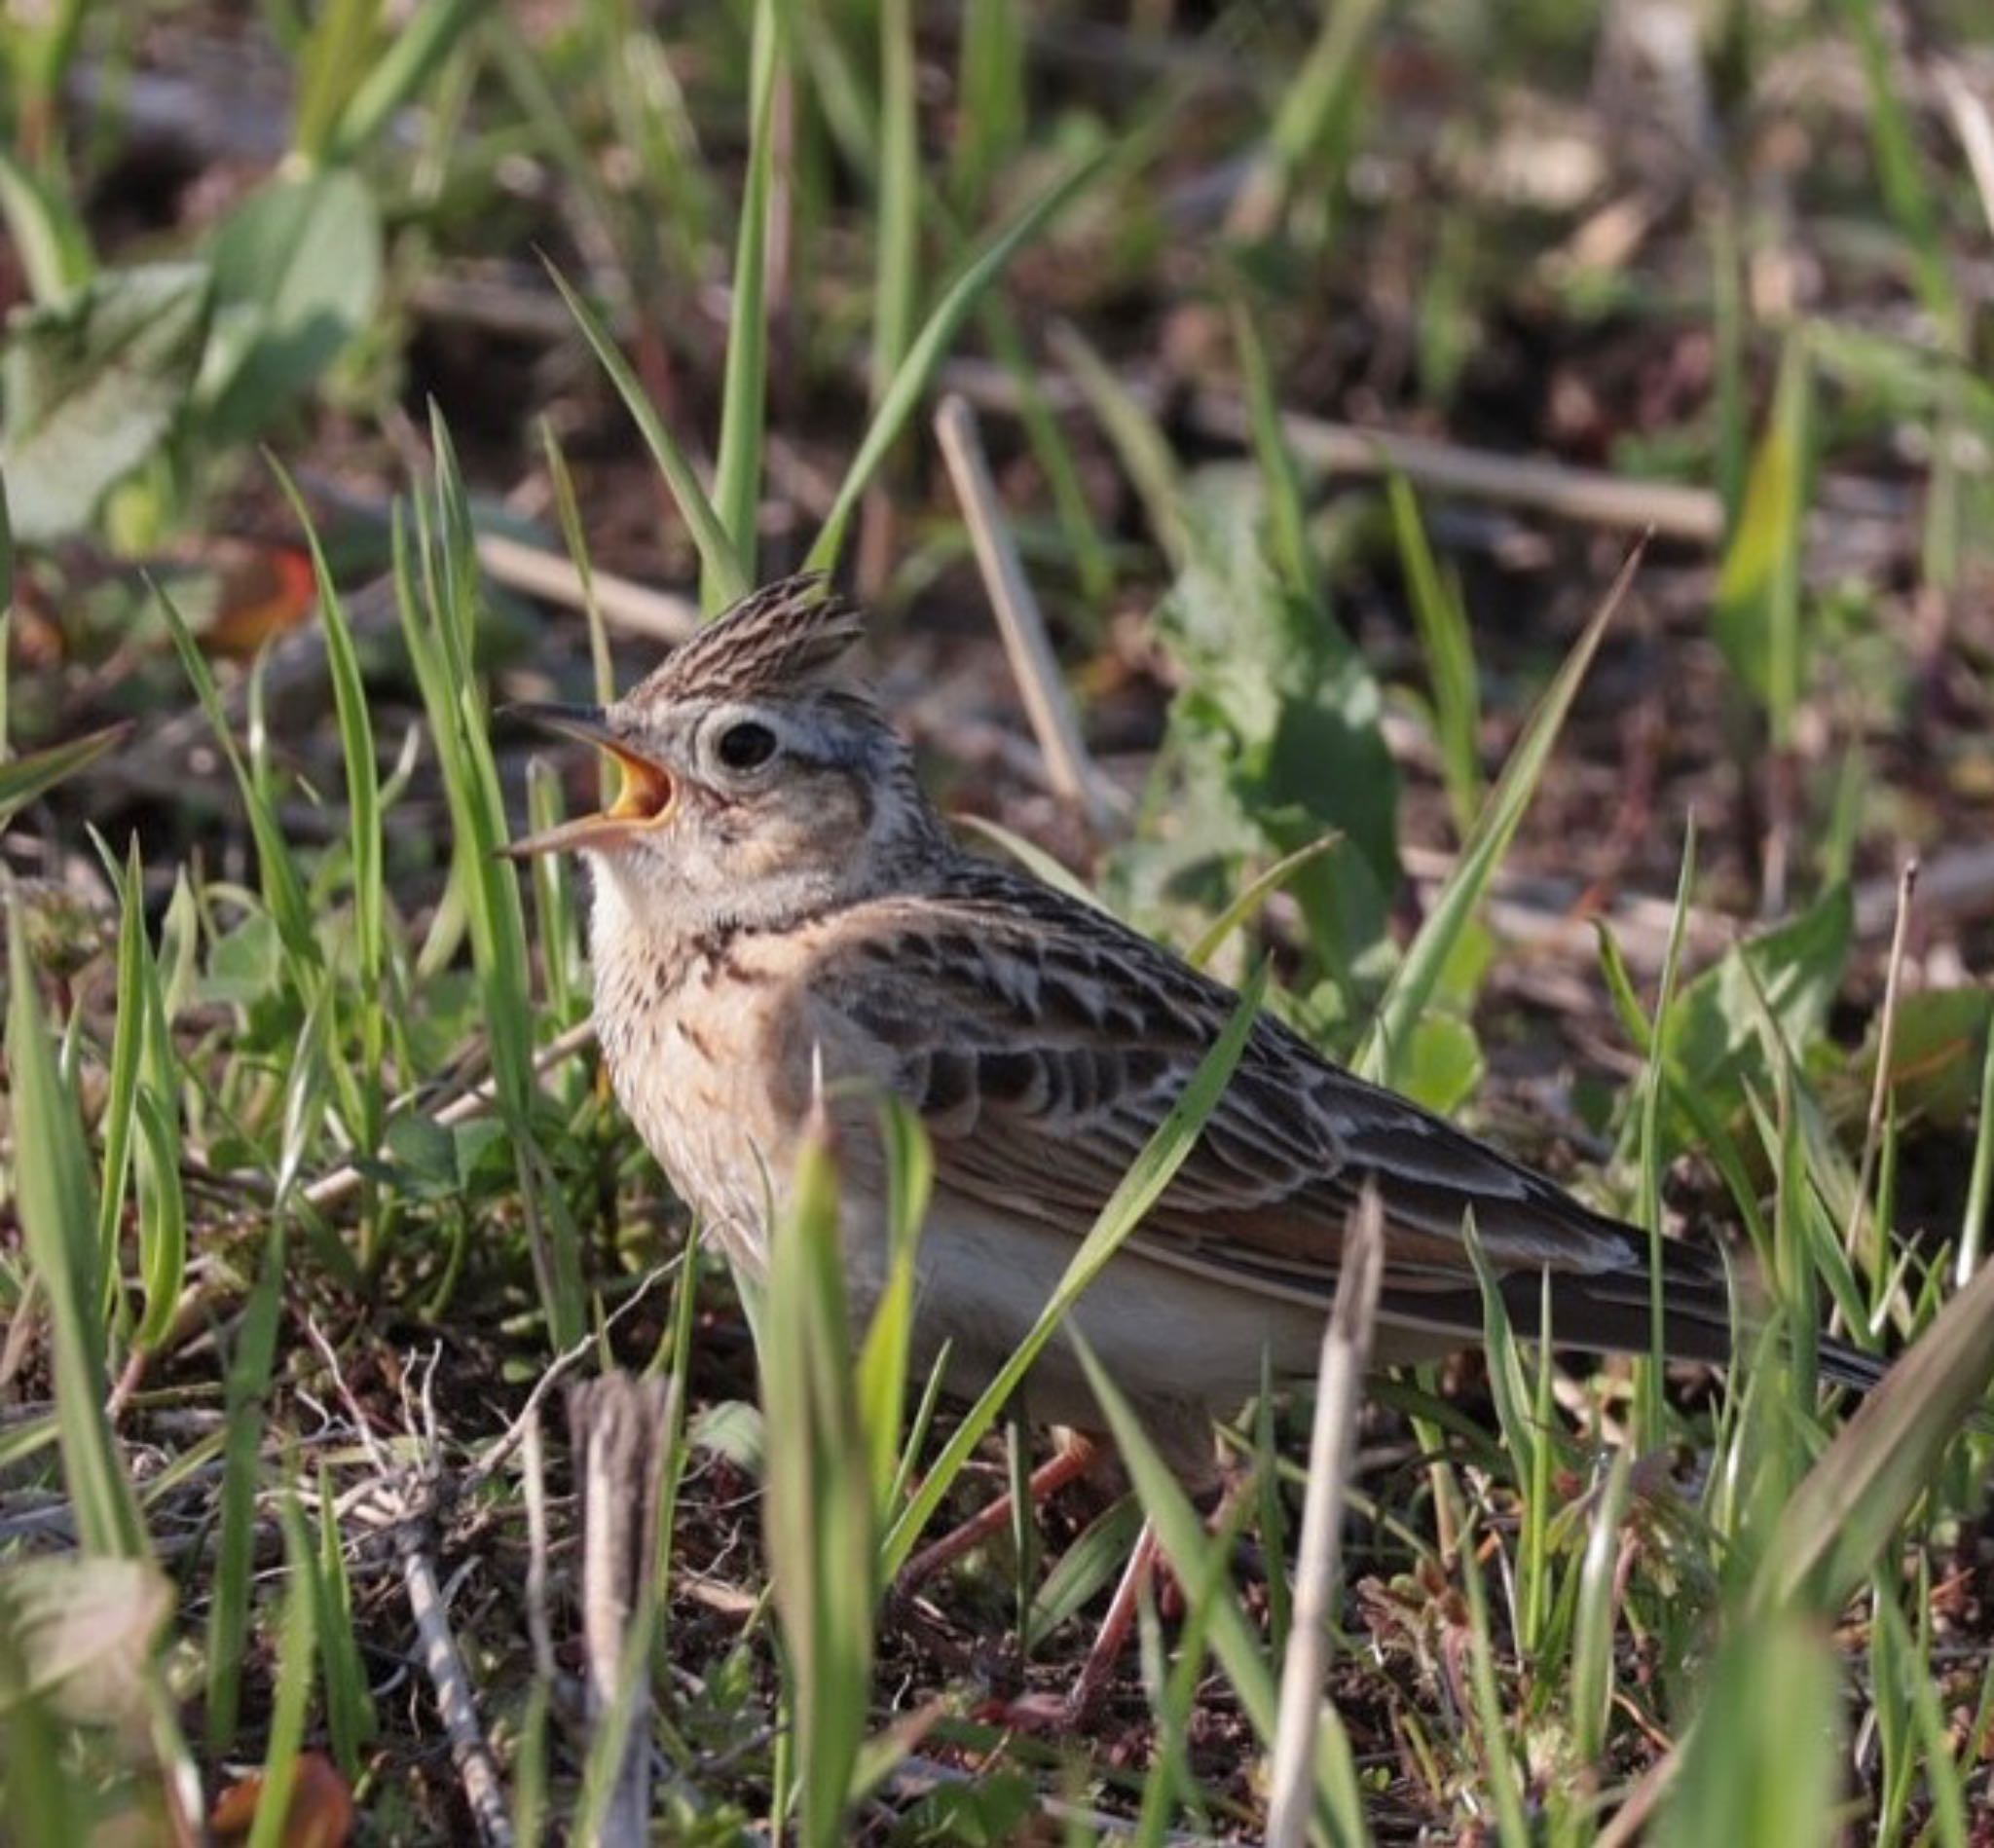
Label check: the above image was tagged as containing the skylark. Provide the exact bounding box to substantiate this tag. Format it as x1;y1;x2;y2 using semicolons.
505;573;1875;1489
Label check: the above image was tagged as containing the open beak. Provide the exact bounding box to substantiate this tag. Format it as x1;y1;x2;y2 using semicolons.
498;703;676;859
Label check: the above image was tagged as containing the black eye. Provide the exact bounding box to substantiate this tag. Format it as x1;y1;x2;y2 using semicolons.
715;720;778;771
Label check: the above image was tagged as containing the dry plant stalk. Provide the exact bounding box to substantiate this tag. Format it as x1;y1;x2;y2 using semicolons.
1265;1187;1385;1848
567;1373;677;1848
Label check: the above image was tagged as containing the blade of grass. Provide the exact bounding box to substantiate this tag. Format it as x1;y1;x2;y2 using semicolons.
0;721;129;832
1752;1242;1994;1617
243;1493;321;1848
5;892;145;1559
1386;476;1481;836
808;147;1110;575
856;1098;932;1513
1358;539;1643;1087
546;261;749;609
1636;820;1697;1452
709;0;784;602
762;1126;876;1847
92;835;149;1322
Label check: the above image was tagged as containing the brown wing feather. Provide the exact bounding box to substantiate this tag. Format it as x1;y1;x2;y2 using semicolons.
796;860;1645;1304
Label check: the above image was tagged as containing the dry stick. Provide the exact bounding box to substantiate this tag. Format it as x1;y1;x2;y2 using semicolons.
937;355;1725;542
523;1407;558;1688
1265;1188;1385;1848
306;1323;515;1848
401;1533;517;1848
569;1374;677;1848
933;394;1124;833
474;530;698;645
1938;64;1994;243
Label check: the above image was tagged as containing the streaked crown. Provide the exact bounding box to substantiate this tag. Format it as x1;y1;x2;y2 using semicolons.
628;572;868;708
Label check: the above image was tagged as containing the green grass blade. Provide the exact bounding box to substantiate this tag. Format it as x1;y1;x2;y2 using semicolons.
129;1088;185;1351
205;1221;286;1749
156;585;319;974
808;148;1110;575
92;835;149;1317
546;260;749;610
1654;1615;1840;1848
763;1127;877;1847
1752;1245;1994;1617
1070;1335;1277;1743
856;1098;932;1511
5;894;145;1560
710;0;784;601
1358;541;1642;1087
315;1460;376;1775
0;721;129;832
243;1493;321;1848
1385;476;1481;836
1186;832;1341;972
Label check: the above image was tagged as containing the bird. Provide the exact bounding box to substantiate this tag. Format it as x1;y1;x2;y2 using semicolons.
503;571;1879;1696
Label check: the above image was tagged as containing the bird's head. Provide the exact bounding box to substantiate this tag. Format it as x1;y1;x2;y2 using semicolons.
503;573;944;936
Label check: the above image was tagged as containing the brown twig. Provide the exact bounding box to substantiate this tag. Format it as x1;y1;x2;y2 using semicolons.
933;394;1123;834
1266;1188;1384;1848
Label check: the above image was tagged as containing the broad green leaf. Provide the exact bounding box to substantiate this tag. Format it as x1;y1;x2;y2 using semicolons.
0;263;208;541
1664;885;1852;1135
198;170;383;440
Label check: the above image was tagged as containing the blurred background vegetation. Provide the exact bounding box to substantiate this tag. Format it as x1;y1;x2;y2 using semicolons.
2;1;1993;1842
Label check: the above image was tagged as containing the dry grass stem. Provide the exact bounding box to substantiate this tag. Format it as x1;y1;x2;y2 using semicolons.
1266;1187;1384;1848
934;393;1122;833
568;1373;678;1848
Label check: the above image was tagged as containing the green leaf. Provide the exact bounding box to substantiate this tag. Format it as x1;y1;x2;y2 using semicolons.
197;171;383;441
1665;885;1852;1135
0;263;209;542
1713;334;1810;736
1360;544;1638;1087
1110;468;1397;991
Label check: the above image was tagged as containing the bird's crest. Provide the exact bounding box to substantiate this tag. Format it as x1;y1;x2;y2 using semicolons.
629;573;866;707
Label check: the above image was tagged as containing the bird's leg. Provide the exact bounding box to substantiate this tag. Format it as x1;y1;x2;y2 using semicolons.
1014;1462;1257;1727
1062;1518;1161;1719
898;1430;1101;1592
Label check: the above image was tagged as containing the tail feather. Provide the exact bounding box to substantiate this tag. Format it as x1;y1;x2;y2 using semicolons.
1379;1241;1892;1394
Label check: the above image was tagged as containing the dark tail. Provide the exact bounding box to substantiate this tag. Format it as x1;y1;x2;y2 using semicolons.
1382;1241;1892;1393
